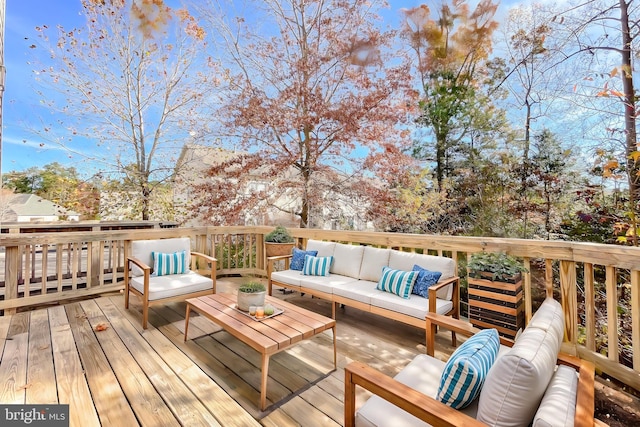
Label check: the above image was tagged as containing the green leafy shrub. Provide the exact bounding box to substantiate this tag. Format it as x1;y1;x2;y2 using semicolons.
264;225;294;243
468;252;528;282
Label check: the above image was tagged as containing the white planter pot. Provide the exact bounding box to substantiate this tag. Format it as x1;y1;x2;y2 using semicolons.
237;291;266;312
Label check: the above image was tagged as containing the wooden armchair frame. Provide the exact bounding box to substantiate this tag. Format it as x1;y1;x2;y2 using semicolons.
345;313;596;427
124;246;217;329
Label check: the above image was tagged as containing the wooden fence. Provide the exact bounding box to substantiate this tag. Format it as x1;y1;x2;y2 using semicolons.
0;224;638;391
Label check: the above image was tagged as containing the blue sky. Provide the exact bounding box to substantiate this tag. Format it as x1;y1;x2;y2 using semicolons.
1;0;516;177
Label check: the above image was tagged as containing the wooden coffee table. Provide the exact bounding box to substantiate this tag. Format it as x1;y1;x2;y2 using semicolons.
184;293;337;410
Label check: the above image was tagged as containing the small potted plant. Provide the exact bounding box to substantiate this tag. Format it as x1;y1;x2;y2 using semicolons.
264;225;295;257
237;281;266;312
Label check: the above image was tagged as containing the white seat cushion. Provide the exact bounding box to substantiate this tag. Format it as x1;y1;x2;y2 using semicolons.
300;274;358;294
369;289;453;317
356;354;478;427
332;280;378;304
130;271;212;301
270;269;303;289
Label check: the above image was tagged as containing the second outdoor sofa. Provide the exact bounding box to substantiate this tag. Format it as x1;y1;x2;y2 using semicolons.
267;239;460;332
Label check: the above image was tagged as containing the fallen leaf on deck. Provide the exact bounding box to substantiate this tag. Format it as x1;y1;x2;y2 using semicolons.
94;323;109;332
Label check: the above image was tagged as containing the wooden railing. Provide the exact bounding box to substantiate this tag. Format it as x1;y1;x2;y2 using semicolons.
0;224;638;391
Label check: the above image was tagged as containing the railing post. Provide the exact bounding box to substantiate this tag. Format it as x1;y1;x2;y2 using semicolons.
4;245;19;315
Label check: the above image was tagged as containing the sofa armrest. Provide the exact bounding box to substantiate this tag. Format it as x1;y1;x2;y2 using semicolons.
427;276;459;312
126;256;151;295
267;254;293;295
425;313;514;356
344;361;486;427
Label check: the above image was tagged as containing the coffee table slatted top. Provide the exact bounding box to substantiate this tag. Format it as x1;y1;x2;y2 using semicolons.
186;293;335;354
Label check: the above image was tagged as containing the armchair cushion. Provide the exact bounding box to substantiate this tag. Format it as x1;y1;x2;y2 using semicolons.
302;255;333;276
437;328;499;409
152;250;189;276
376;267;418;299
476;299;564;426
290;248;318;271
533;364;578;427
131;237;191;277
129;271;213;301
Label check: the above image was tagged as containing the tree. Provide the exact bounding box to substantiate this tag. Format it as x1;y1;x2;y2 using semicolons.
30;0;216;220
3;162;100;219
528;129;576;238
555;0;640;244
196;0;415;228
401;0;499;190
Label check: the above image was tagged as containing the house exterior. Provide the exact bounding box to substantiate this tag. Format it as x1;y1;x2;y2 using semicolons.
0;193;80;222
173;144;374;230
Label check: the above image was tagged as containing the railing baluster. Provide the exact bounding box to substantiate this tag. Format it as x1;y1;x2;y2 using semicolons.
560;260;577;344
42;244;49;294
584;263;596;352
632;270;640;371
606;265;619;362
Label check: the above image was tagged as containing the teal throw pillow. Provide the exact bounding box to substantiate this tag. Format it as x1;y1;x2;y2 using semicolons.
376;267;418;299
302;255;333;276
437;328;500;409
411;265;442;298
152;250;188;276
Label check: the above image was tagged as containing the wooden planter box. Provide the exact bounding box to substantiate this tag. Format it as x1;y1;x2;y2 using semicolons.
468;272;524;338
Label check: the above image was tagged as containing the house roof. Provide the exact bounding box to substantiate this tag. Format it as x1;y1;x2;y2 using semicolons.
0;193;79;220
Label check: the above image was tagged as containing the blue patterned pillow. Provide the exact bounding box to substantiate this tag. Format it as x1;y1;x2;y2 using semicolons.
290;248;318;271
376;267;418;299
411;265;442;298
302;255;333;276
437;328;500;409
152;250;189;276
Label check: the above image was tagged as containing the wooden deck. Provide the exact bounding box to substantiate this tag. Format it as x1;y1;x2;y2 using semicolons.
0;278;458;426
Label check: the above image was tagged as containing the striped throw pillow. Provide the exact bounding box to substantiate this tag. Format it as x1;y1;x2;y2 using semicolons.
376;267;418;299
152;250;189;276
437;328;500;409
302;255;333;276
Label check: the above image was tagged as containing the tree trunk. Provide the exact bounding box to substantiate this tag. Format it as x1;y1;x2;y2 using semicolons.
620;0;639;245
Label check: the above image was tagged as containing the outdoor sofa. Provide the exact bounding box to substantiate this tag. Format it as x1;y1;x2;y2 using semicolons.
267;239;460;341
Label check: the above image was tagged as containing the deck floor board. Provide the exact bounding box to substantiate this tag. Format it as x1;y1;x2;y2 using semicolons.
0;279;464;426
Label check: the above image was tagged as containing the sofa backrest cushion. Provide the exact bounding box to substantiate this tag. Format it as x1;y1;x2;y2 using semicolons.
331;243;365;278
476;298;564;426
358;246;391;282
131;237;191;277
533;364;578;427
388;251;456;300
305;240;336;258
